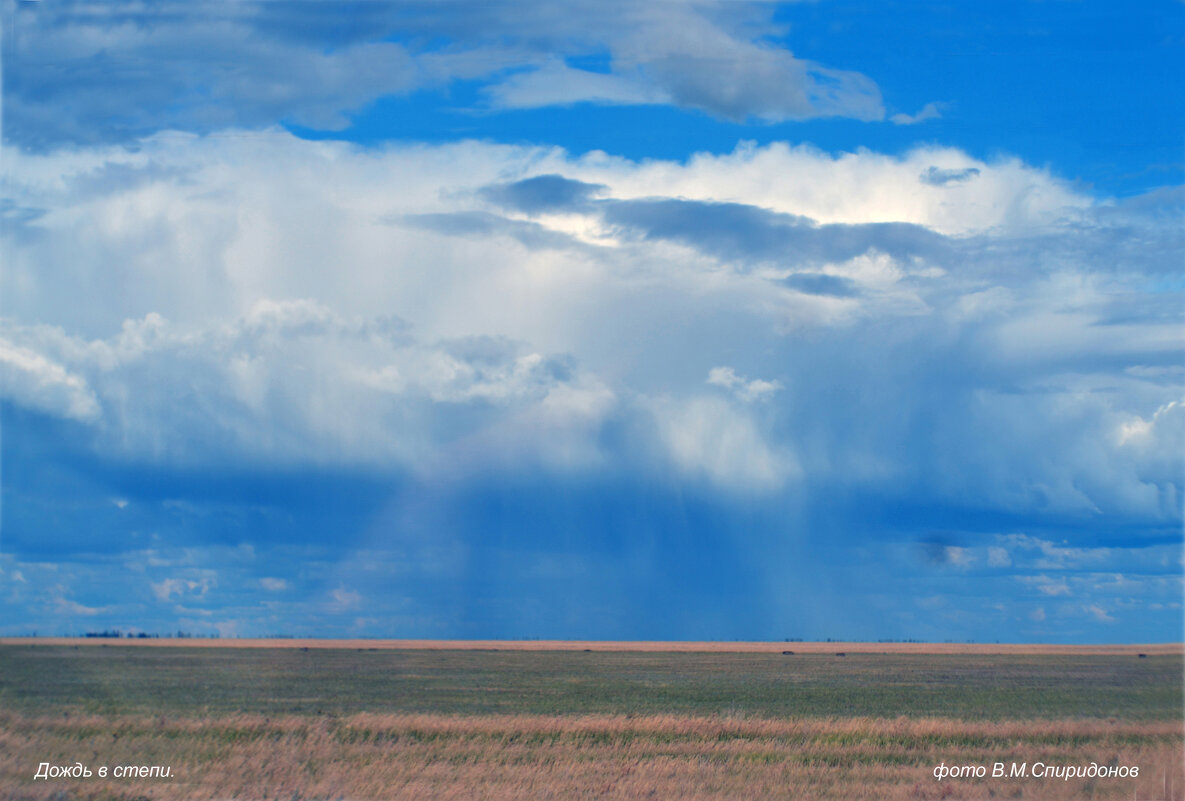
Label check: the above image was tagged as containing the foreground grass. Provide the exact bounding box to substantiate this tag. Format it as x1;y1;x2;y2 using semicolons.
1;646;1180;720
1;646;1181;799
2;711;1181;800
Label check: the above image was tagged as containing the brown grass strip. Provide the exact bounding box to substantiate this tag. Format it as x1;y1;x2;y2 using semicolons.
2;710;1181;800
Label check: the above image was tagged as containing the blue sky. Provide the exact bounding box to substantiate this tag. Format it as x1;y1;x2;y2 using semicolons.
1;0;1182;642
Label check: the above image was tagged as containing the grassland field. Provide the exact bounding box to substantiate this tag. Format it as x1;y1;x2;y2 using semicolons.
1;642;1181;800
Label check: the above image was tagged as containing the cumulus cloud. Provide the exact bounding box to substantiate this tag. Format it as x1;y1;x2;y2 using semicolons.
707;367;781;403
2;131;1180;515
562;142;1090;236
650;396;799;490
1117;397;1185;484
0;303;611;474
0;338;100;421
151;575;214;602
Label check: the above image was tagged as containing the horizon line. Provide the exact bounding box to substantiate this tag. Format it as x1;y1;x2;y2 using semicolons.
2;637;1180;655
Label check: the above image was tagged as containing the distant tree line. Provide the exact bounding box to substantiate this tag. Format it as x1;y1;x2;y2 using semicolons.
79;630;221;639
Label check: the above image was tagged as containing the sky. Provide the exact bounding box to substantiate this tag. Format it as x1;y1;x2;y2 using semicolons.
1;0;1182;642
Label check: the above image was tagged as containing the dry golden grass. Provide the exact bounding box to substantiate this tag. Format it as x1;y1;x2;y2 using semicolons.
2;637;1180;655
3;644;1179;799
2;710;1181;800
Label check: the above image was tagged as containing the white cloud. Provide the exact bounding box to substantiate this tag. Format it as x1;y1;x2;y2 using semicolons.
1;131;1179;520
1021;576;1072;597
0;338;100;420
890;102;943;126
5;1;886;147
0;303;611;473
991;535;1184;574
1117;398;1185;479
593;12;884;122
151;575;214;602
562;141;1088;236
987;547;1011;567
943;546;974;568
2;134;1096;342
53;598;106;616
707;366;781;403
651;396;799;490
485;58;663;109
259;578;289;592
330;587;362;611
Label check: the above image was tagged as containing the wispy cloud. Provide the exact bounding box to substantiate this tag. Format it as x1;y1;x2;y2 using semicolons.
891;102;943;126
53;598;106;616
5;0;885;147
330;588;362;612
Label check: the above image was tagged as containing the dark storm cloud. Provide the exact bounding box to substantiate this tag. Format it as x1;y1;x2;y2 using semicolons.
481;175;607;215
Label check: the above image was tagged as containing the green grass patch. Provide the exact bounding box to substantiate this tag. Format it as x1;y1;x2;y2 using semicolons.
0;646;1179;720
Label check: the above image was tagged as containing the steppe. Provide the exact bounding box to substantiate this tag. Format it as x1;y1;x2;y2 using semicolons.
2;640;1180;800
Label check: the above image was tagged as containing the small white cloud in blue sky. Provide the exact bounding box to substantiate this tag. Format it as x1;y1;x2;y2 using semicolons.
891;102;944;126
